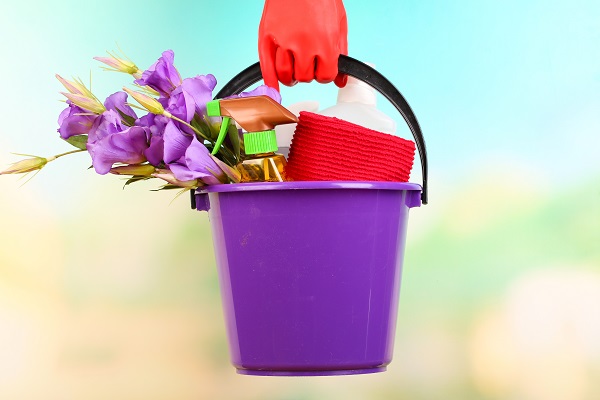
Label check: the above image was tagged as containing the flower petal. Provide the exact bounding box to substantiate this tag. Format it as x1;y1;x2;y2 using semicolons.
236;84;282;103
104;91;137;120
134;50;182;97
163;120;192;164
88;126;149;175
57;103;98;139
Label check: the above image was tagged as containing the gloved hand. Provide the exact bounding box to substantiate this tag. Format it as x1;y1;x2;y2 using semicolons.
258;0;348;91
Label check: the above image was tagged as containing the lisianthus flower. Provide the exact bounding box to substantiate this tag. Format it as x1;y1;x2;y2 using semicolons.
166;84;197;123
136;113;168;166
88;109;129;144
57;102;98;139
104;91;137;121
135;50;182;97
163;120;194;165
236;85;282;103
166;74;217;136
87;125;149;175
184;75;217;107
84;91;152;174
163;121;224;184
87;92;137;144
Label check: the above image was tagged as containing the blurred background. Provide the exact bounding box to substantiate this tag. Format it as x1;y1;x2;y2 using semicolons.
0;0;599;399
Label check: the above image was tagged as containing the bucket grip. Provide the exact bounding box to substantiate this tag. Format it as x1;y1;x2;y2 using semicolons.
194;192;210;212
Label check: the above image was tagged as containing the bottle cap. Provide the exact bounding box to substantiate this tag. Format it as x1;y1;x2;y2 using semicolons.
337;77;377;105
337;62;377;105
243;130;278;154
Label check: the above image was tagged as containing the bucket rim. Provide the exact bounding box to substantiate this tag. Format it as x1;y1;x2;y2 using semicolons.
196;180;422;194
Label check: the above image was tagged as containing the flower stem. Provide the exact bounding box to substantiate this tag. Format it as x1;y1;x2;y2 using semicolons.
47;148;86;162
164;112;210;141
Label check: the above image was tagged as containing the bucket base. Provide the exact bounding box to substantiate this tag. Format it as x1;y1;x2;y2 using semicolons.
236;366;387;377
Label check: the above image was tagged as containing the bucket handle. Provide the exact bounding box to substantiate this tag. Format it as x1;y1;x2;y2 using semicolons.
191;55;428;208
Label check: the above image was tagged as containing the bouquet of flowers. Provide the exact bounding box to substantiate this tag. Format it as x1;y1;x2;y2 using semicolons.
0;49;281;192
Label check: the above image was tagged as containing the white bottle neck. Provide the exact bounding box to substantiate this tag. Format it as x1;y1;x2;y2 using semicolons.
337;76;377;106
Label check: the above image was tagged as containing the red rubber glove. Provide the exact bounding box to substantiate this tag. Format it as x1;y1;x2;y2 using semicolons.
258;0;348;91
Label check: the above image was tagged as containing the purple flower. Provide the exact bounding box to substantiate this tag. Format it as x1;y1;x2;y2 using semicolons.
163;120;192;164
163;121;223;184
166;85;196;123
87;125;149;175
167;74;217;122
233;84;282;103
182;74;217;114
57;102;98;139
135;50;182;97
86;94;149;174
136;113;168;166
88;109;128;144
104;91;137;120
87;92;140;144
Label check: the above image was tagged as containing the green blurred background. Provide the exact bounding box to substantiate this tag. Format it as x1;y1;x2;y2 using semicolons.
1;0;599;399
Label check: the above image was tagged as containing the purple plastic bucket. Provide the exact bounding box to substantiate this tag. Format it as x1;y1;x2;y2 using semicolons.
195;181;422;376
192;55;428;375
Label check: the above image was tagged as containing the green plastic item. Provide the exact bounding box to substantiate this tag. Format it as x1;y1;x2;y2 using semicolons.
206;99;221;117
206;100;230;156
243;130;278;155
205;97;293;156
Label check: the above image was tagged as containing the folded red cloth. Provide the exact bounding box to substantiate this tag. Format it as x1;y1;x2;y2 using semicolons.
286;112;416;182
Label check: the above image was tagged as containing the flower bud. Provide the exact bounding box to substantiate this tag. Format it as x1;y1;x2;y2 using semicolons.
0;156;48;175
123;87;165;115
56;74;83;95
56;75;96;99
61;92;106;115
110;164;156;176
210;154;241;183
152;168;199;188
94;56;141;76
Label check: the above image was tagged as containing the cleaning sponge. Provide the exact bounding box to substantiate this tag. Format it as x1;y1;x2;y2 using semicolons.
286;112;415;182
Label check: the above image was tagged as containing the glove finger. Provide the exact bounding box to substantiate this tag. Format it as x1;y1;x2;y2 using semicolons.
315;53;338;84
334;72;348;88
294;53;316;83
335;12;349;88
258;38;280;91
276;48;297;87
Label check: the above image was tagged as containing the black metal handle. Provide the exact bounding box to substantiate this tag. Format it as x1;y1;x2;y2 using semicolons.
192;55;428;207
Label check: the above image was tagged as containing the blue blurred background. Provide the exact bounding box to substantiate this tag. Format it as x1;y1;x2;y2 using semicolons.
0;0;599;399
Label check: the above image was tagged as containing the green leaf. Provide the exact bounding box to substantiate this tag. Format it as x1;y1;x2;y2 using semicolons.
149;186;195;205
115;107;136;127
123;175;151;189
191;114;213;141
226;122;241;161
65;135;88;150
150;184;184;191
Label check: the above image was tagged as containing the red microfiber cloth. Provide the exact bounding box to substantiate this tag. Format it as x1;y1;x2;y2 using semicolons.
286;112;416;182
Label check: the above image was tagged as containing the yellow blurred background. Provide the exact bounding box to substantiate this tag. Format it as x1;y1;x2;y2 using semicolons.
1;166;598;399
